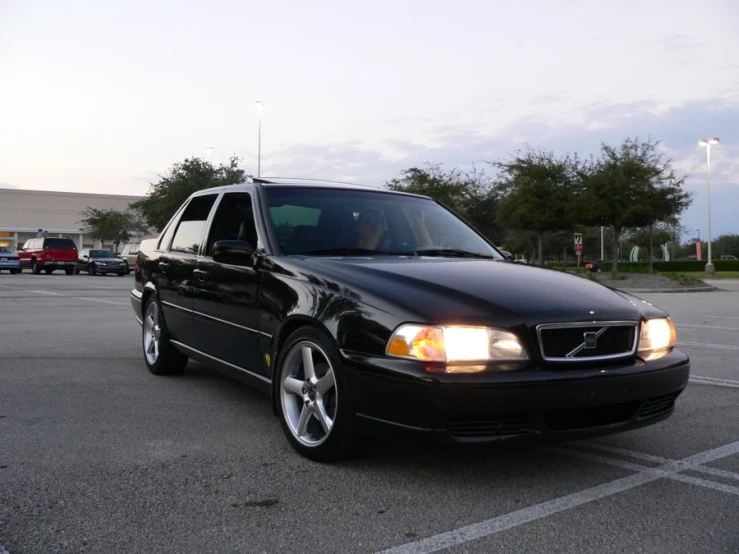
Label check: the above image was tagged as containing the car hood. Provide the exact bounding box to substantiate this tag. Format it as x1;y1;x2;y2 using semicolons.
292;257;651;324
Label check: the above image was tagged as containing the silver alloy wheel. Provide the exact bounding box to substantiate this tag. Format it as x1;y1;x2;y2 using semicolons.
280;340;337;447
143;301;162;365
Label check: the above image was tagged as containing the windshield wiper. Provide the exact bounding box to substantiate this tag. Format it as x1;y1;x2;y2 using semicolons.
298;248;409;256
413;248;495;259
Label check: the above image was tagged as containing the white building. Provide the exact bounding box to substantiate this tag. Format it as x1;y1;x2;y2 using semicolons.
0;188;154;252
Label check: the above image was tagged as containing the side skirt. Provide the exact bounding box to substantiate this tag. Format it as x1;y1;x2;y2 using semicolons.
170;340;272;395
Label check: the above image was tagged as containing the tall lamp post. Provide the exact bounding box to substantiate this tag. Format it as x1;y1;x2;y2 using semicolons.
256;101;265;177
697;138;719;276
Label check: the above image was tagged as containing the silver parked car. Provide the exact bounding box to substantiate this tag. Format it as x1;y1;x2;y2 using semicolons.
120;242;140;274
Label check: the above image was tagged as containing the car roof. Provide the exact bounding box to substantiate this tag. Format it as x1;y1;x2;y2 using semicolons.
189;177;431;199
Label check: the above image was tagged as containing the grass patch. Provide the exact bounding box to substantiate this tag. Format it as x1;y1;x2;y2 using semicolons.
661;272;703;286
669;271;739;279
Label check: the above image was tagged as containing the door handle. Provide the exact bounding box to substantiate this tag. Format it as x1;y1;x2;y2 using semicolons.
193;268;208;281
158;261;170;271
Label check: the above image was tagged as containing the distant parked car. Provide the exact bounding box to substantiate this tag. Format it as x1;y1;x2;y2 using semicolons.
720;255;737;261
585;259;609;272
120;242;140;273
18;237;78;274
0;246;20;274
76;249;128;276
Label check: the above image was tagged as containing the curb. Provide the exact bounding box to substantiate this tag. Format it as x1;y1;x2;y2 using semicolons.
612;286;718;294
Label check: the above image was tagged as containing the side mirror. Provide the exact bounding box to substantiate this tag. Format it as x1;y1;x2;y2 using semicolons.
213;240;256;267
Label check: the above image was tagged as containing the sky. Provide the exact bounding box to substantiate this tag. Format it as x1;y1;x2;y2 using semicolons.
1;0;738;239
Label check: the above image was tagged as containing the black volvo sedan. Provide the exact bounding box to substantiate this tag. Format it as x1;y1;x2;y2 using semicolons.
130;178;689;462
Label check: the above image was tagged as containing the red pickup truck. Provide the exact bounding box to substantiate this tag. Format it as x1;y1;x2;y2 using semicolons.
18;237;78;275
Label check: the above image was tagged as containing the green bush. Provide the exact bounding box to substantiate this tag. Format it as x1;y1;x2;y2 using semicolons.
598;260;739;273
654;260;739;272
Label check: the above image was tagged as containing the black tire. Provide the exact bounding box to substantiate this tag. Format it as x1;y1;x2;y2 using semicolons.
32;260;41;275
275;327;360;462
118;271;126;277
45;268;53;274
90;264;97;276
142;296;188;376
10;269;18;275
65;267;74;275
74;267;80;275
17;268;22;273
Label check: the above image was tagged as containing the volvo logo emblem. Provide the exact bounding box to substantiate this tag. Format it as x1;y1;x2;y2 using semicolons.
583;332;598;349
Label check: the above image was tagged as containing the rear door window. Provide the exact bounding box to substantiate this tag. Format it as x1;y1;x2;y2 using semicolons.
169;194;218;255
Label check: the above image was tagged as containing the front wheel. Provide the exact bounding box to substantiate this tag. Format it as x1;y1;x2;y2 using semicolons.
10;269;18;275
90;264;97;276
142;297;188;375
65;267;74;275
32;260;41;275
276;327;360;462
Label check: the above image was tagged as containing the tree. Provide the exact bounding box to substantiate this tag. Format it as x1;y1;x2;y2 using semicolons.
79;208;148;252
131;155;248;231
493;147;581;265
386;163;503;243
577;137;692;277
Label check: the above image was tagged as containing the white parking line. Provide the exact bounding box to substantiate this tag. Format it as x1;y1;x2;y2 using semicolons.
570;441;739;482
542;446;739;497
701;314;739;320
679;341;739;351
26;289;127;306
679;323;739;331
690;376;739;389
376;440;739;554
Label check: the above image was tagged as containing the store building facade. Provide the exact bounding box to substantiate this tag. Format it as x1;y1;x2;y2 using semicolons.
0;188;155;251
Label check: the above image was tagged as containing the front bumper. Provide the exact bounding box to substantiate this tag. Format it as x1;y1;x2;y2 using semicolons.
343;350;690;444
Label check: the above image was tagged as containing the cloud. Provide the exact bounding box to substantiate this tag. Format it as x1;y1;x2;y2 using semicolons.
263;98;738;236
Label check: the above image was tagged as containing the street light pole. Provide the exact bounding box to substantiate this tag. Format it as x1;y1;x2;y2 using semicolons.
697;138;719;276
256;101;265;177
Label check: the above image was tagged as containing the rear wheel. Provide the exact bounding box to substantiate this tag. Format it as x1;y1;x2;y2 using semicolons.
276;327;360;462
10;269;17;274
142;297;188;375
65;267;74;275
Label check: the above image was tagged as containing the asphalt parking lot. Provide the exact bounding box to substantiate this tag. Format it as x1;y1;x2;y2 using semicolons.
1;273;737;554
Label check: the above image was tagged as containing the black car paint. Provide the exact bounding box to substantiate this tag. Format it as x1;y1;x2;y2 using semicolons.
131;182;690;444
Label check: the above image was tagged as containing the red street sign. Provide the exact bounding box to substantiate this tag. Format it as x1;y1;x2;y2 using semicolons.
574;244;583;253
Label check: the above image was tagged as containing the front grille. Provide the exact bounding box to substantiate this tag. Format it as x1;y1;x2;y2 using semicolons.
537;321;638;362
638;393;679;418
448;417;536;439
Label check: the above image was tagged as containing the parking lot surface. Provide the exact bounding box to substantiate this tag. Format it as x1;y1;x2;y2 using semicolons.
1;274;737;553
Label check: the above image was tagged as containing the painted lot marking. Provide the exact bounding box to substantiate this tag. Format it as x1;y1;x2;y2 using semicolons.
701;314;739;320
569;441;739;482
679;323;739;331
376;440;739;554
690;376;739;389
26;289;127;306
679;341;739;351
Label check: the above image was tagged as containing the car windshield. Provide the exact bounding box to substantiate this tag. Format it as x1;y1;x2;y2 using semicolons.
89;250;117;258
264;186;504;259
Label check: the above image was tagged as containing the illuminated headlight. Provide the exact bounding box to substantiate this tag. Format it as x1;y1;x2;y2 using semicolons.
385;324;528;370
638;318;677;355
